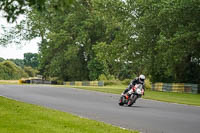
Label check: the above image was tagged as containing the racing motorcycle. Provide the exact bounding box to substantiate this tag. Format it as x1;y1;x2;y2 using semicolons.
119;84;144;106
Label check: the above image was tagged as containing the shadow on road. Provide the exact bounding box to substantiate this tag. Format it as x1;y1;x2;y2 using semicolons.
119;105;149;109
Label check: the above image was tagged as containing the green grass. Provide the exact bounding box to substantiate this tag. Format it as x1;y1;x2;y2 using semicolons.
66;85;126;94
0;80;19;84
143;90;200;106
67;85;200;106
0;96;138;133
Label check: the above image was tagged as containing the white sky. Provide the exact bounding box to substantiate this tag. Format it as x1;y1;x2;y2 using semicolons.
0;14;40;59
0;39;39;59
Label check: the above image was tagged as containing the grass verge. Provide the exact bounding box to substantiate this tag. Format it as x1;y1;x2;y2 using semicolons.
143;90;200;106
66;85;200;106
66;85;125;94
0;96;138;133
0;80;19;84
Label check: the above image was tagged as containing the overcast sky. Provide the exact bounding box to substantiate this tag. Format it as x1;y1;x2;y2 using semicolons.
0;14;39;59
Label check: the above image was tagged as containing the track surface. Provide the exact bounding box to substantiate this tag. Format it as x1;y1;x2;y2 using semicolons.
0;84;200;133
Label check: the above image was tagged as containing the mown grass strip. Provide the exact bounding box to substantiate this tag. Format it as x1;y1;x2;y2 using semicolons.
143;90;200;106
0;80;19;84
67;85;200;106
0;96;138;133
66;85;125;94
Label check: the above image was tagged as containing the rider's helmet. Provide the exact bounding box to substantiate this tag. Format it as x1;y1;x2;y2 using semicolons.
139;74;145;83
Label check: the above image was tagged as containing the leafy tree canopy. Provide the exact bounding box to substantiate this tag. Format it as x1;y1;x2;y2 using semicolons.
24;52;39;68
0;0;74;22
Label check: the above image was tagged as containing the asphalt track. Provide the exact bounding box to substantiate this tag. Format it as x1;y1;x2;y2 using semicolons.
0;85;200;133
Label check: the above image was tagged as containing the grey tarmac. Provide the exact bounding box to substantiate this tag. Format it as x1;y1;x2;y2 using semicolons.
0;84;200;133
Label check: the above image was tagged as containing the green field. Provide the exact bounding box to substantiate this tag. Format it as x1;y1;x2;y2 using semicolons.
66;85;200;106
0;96;138;133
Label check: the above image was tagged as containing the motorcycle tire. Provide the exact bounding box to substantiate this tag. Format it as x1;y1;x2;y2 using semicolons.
127;95;137;107
119;96;125;106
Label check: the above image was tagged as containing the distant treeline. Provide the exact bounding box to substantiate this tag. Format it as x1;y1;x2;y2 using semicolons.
0;53;39;80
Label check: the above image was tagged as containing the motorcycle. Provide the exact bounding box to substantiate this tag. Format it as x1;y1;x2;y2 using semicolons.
119;84;144;106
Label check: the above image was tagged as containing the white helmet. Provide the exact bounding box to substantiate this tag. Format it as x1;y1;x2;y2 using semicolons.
139;74;145;83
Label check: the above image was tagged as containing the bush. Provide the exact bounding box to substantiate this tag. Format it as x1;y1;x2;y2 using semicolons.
98;74;107;80
104;80;121;86
98;74;117;81
145;78;152;90
56;80;64;85
106;75;116;80
98;74;121;86
122;79;131;85
24;66;38;77
0;61;28;80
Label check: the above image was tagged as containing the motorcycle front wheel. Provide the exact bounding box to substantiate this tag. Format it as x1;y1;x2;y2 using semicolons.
119;96;125;106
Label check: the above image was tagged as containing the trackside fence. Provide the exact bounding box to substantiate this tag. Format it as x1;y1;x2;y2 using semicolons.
152;83;200;94
19;79;104;86
19;79;56;84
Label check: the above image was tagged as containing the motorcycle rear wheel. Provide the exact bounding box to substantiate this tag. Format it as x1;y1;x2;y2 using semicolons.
127;95;137;106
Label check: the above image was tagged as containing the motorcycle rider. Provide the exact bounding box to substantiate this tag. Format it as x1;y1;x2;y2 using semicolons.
121;74;146;96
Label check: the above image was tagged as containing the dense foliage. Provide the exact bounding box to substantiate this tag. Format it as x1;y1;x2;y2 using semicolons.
0;53;39;80
23;66;38;77
24;53;39;68
0;61;28;80
1;0;200;83
8;59;24;68
0;0;74;22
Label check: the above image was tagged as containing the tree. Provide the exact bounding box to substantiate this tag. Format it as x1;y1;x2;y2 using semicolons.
156;0;200;83
87;58;104;80
35;0;127;81
0;57;4;62
8;59;24;68
24;52;39;68
125;0;200;83
0;0;74;22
